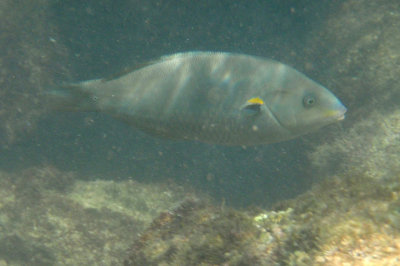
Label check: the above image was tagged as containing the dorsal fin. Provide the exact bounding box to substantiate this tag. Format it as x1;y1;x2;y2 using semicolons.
102;59;158;81
102;52;202;81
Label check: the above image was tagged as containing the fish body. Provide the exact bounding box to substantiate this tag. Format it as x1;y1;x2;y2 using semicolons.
51;51;346;145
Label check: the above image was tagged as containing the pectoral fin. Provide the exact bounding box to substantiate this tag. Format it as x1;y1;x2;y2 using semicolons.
241;97;264;115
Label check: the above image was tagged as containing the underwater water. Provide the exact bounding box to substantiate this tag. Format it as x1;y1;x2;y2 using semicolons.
1;0;400;265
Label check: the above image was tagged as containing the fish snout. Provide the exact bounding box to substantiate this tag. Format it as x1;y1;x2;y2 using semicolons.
325;103;347;121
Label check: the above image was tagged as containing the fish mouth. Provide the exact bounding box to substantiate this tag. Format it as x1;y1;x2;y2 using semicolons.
325;106;347;121
337;113;346;121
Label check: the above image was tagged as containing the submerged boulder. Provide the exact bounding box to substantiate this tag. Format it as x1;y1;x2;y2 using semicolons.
305;0;400;118
0;166;191;265
310;110;400;181
125;171;400;265
0;0;70;147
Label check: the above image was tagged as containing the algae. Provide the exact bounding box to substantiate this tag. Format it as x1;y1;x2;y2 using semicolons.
124;170;400;265
0;166;192;265
0;0;71;148
305;0;400;118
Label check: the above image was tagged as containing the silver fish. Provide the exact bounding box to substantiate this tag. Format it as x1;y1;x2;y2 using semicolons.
50;51;346;145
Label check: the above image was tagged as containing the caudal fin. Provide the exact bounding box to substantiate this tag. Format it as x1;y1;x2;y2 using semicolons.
44;82;97;112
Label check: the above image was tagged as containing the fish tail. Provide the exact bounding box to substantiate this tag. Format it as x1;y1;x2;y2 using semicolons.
44;81;98;112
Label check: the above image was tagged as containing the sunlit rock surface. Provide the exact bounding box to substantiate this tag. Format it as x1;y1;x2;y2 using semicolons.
0;166;191;265
124;174;400;265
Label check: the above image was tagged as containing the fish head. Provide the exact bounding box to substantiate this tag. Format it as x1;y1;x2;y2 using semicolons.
263;75;347;137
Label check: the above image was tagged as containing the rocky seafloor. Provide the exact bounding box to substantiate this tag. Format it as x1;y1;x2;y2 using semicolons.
0;166;194;265
1;133;399;265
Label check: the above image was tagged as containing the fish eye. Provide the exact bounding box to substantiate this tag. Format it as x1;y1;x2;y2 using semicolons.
303;94;316;108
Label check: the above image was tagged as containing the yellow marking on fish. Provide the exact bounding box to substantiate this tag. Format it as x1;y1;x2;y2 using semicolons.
247;97;264;105
324;110;345;120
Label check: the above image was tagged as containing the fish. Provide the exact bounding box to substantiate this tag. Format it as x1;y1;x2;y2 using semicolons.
48;51;346;145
